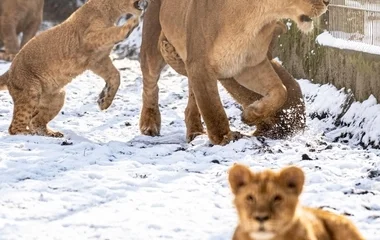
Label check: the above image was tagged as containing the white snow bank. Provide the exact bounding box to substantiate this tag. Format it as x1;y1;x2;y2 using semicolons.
316;31;380;55
299;79;380;148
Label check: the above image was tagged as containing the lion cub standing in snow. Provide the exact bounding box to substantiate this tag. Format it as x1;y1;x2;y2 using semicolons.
228;164;365;240
0;0;44;61
0;0;146;137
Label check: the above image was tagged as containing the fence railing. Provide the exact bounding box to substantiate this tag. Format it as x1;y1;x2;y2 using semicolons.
327;0;380;46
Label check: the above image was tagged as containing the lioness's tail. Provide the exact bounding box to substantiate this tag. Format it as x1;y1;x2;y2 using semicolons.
0;71;9;90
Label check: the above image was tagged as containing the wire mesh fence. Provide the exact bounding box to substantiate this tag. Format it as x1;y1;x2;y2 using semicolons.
328;0;380;46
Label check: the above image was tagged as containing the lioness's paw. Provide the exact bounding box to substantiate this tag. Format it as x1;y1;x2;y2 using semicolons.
139;107;161;136
241;104;265;126
186;130;205;143
210;131;243;146
140;125;160;136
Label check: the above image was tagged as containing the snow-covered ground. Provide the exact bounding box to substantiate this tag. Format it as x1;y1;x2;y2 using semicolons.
1;57;380;239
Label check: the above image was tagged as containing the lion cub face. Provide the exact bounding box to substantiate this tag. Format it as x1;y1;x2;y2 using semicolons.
119;0;148;15
229;165;305;240
289;0;329;33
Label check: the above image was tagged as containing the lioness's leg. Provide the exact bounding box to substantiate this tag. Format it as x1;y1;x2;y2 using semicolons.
0;17;20;55
219;79;261;109
20;18;42;48
8;87;40;136
139;0;166;136
29;91;65;138
89;57;120;111
234;59;287;125
187;64;242;145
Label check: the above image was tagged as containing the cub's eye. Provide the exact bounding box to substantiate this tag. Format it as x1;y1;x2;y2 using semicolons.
273;194;283;203
246;194;255;202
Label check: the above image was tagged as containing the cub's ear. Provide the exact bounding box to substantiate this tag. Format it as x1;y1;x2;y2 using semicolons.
228;164;252;195
278;166;305;195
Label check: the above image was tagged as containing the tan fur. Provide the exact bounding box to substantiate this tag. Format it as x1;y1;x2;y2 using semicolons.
0;0;145;137
159;22;306;140
0;0;44;62
139;0;328;145
228;164;365;240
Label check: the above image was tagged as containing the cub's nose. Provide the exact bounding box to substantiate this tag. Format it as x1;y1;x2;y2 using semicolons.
323;0;329;6
134;0;148;11
255;215;270;223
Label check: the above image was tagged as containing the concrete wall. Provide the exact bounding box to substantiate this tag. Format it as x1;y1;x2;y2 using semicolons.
273;17;380;102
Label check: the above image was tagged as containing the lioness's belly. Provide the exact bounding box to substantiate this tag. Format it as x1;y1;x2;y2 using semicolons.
210;35;268;79
159;0;268;78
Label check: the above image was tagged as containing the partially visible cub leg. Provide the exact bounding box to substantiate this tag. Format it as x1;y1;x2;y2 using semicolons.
29;91;66;138
185;81;205;142
160;38;205;142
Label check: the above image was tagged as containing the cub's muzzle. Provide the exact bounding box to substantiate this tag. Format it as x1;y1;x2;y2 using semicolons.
134;0;148;11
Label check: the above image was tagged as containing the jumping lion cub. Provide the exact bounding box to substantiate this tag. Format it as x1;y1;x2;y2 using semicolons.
228;164;365;240
0;0;44;61
0;0;147;137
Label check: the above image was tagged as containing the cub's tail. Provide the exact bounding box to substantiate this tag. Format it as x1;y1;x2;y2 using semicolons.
0;71;9;90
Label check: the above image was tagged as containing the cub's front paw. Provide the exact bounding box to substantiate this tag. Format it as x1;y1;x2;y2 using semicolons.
97;86;113;110
122;17;140;38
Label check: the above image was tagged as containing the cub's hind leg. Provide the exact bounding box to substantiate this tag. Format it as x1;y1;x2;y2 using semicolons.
8;87;40;136
29;90;65;138
185;81;205;142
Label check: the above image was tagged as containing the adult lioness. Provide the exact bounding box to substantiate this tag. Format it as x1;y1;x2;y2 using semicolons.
0;0;147;137
0;0;44;61
229;164;365;240
139;0;328;145
159;22;306;140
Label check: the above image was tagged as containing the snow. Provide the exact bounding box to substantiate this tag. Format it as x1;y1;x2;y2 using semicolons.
317;31;380;55
113;20;143;59
1;57;380;239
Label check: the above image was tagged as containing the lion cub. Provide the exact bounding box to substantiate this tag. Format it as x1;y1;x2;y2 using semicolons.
0;0;146;137
0;0;44;61
228;164;365;240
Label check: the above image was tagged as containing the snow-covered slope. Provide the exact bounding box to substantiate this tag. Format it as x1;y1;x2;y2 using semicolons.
0;58;379;239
